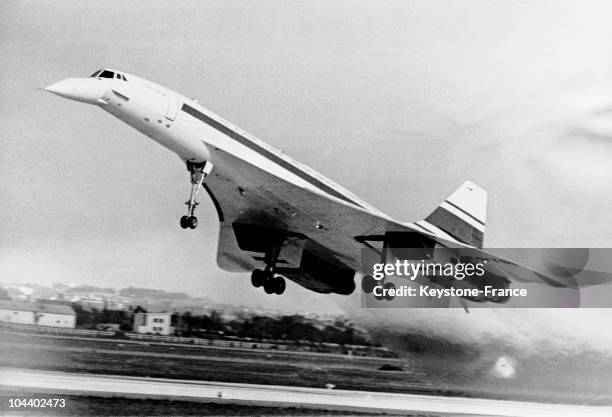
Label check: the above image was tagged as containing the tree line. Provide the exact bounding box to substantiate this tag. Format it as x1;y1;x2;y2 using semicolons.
73;304;372;346
178;312;371;346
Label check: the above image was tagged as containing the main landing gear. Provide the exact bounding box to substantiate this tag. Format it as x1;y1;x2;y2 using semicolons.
180;161;213;230
250;245;286;295
251;269;286;295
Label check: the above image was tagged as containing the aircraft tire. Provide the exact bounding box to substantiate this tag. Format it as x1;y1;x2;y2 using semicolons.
251;269;264;287
188;216;198;229
384;282;395;301
180;216;189;229
264;281;275;294
361;275;377;293
273;276;286;295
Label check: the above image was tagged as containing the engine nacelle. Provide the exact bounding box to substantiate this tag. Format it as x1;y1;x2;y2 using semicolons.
277;250;356;295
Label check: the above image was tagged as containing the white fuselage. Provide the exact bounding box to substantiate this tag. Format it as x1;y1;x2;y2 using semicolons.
100;74;211;163
70;72;380;213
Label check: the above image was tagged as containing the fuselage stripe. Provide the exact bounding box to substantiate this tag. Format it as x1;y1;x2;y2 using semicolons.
443;200;486;227
181;103;365;208
412;222;435;235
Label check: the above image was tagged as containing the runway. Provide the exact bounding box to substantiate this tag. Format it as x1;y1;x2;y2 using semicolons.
2;368;611;416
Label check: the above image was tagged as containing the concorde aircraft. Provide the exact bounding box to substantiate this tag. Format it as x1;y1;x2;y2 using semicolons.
44;69;584;301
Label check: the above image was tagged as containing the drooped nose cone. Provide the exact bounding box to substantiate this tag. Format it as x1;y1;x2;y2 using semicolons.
44;78;108;105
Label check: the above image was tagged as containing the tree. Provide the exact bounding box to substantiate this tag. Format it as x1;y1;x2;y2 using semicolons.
72;303;92;327
180;311;193;335
133;305;147;313
119;320;132;332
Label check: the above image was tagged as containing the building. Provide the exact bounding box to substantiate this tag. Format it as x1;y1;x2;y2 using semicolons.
133;312;174;335
0;301;76;328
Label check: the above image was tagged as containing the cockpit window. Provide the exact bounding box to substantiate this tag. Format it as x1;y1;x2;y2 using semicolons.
98;70;114;79
90;69;126;80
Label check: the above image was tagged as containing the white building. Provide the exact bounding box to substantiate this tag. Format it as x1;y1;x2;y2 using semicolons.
133;312;174;335
0;301;76;328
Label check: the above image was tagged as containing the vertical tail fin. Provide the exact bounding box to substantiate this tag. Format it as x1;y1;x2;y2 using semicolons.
424;181;487;248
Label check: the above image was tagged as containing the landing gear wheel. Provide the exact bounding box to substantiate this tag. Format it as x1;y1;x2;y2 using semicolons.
263;271;276;294
256;243;287;295
383;282;396;301
188;216;198;229
251;269;264;288
264;282;275;294
373;280;386;300
361;275;377;294
180;216;189;229
273;276;286;295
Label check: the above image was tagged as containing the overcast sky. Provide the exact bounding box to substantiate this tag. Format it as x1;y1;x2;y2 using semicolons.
1;0;611;314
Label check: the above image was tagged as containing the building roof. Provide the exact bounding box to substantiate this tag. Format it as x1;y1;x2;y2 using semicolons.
0;300;75;315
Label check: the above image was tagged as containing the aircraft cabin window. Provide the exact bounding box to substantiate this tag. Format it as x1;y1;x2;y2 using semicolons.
98;70;114;79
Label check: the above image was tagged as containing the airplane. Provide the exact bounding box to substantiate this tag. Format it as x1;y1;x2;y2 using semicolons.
43;68;590;302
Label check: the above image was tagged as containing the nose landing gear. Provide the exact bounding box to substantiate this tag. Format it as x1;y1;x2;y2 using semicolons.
180;161;213;230
180;215;198;229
